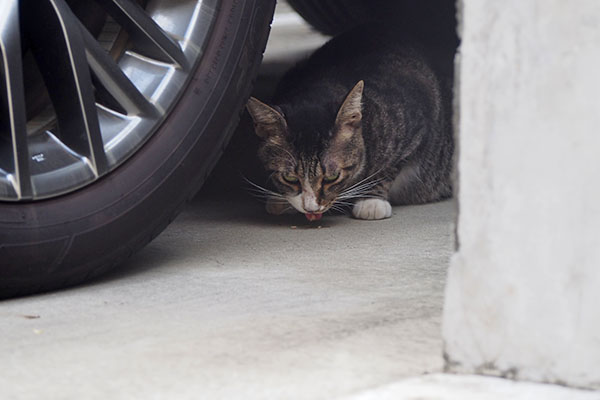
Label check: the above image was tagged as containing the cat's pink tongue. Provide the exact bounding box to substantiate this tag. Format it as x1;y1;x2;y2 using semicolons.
305;213;322;221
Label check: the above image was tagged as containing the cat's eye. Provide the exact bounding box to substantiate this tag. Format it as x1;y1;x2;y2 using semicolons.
282;173;299;184
323;172;340;183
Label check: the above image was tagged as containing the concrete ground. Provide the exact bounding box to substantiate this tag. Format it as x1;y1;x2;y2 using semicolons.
1;196;454;400
1;3;595;400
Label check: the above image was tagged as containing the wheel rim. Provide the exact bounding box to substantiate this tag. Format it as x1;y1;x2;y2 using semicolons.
0;0;220;201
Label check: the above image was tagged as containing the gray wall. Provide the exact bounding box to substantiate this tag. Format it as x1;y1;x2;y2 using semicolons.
443;0;600;389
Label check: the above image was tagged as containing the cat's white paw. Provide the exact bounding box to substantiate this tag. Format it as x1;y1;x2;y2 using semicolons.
352;199;392;220
265;198;296;215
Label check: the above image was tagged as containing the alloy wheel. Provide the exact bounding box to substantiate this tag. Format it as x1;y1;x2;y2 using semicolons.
0;0;220;200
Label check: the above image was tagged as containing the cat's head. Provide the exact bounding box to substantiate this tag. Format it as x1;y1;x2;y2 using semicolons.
246;81;366;219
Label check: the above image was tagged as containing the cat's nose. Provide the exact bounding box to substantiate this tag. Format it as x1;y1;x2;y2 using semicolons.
302;194;320;212
303;202;320;212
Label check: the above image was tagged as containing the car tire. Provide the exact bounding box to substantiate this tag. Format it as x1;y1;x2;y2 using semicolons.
286;0;372;36
286;0;458;45
0;0;276;299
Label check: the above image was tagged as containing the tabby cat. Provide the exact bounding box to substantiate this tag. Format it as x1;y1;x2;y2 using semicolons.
246;24;454;221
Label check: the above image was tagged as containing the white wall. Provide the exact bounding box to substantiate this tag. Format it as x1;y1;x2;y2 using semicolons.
443;0;600;390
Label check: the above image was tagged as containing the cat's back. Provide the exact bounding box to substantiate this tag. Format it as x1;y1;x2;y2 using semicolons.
274;24;451;104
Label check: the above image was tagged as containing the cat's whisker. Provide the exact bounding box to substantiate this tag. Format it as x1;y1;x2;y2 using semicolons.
339;177;385;199
331;203;348;210
329;204;349;214
346;175;385;189
338;185;382;199
266;199;290;205
340;185;372;196
332;199;354;207
242;176;285;199
337;193;378;200
331;204;353;209
245;186;274;195
329;198;354;214
340;176;384;191
339;184;382;198
341;169;385;192
337;195;384;201
245;189;283;201
247;195;286;205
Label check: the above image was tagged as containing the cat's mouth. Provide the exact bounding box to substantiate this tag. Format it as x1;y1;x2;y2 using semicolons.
305;212;323;221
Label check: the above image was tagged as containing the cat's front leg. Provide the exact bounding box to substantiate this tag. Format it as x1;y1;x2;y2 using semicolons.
265;198;297;215
351;179;393;220
352;198;392;220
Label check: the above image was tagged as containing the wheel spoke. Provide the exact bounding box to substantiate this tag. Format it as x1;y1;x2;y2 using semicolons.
22;0;108;176
94;0;188;69
80;22;157;117
0;1;31;199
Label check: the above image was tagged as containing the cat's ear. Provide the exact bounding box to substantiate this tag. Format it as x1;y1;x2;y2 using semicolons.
335;80;364;134
246;97;287;139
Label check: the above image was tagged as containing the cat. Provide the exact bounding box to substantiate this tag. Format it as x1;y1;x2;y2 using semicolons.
246;24;455;221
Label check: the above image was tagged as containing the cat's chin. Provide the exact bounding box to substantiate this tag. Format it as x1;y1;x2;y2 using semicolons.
305;213;322;222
